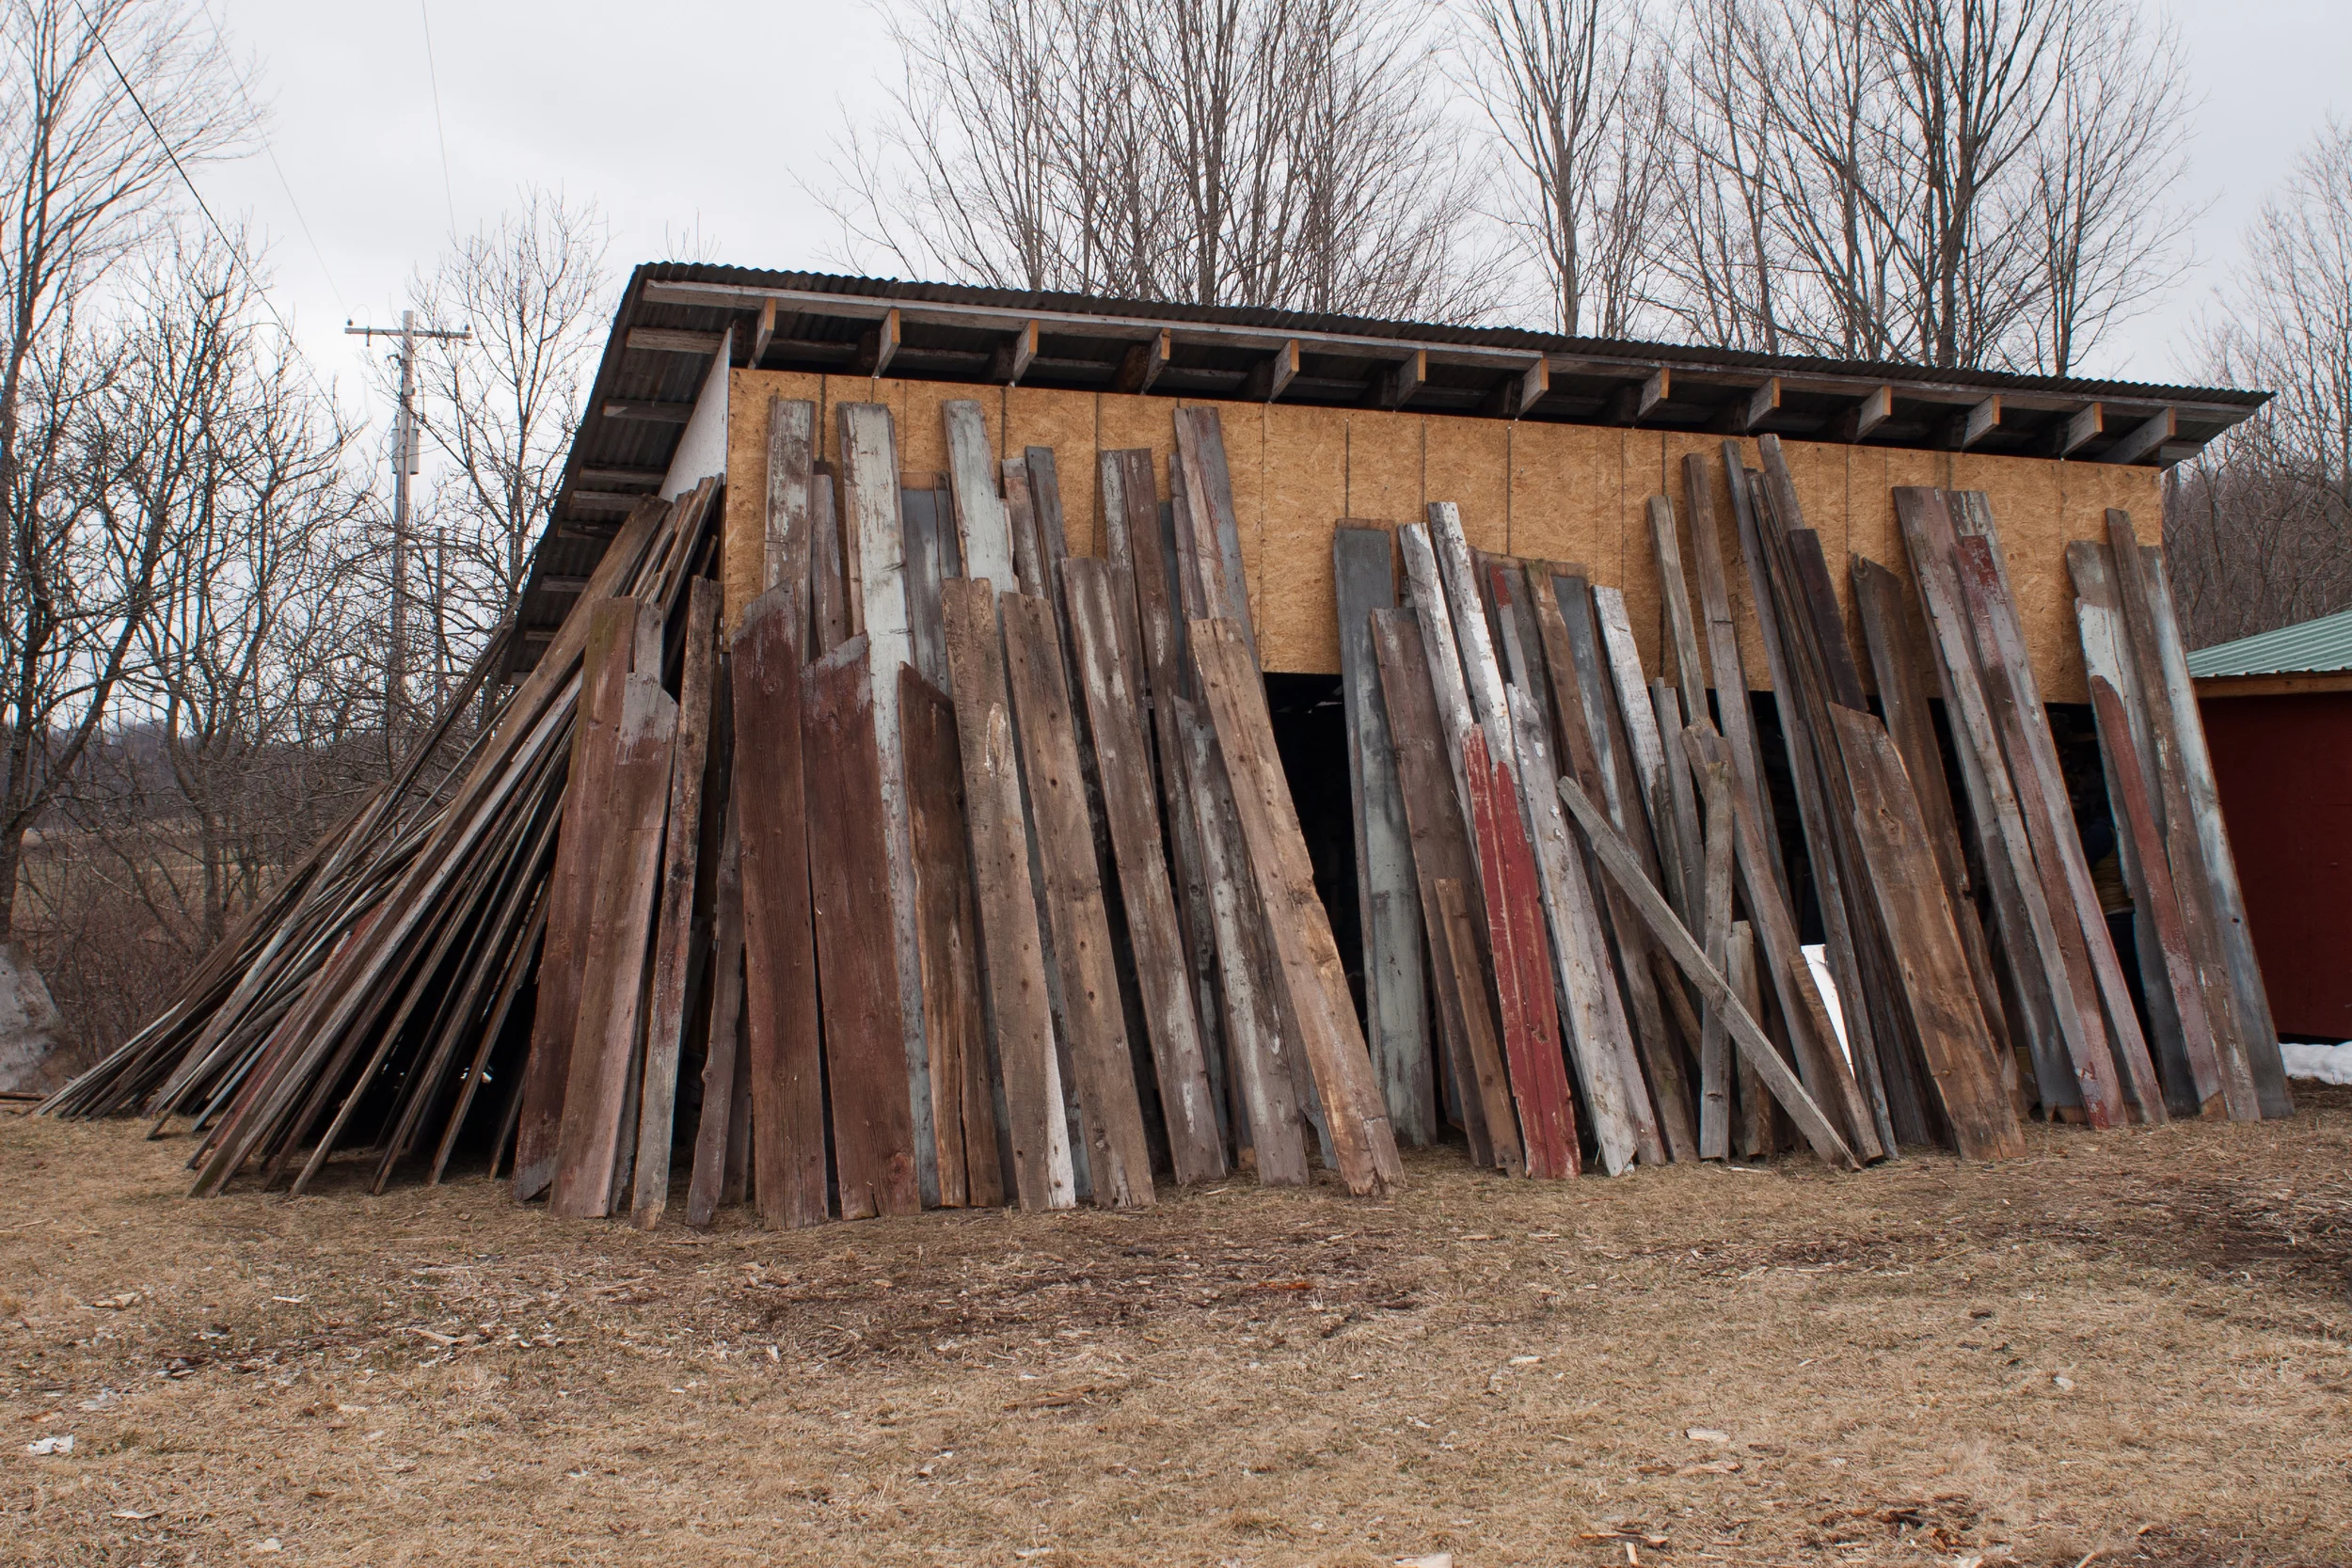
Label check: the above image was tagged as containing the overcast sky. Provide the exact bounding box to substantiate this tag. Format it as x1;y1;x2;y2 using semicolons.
198;0;2349;436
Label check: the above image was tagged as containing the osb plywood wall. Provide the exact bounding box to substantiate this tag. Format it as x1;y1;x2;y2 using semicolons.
724;370;2161;705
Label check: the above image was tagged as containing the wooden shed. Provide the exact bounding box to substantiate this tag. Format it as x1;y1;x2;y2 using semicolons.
2190;609;2352;1039
511;266;2261;711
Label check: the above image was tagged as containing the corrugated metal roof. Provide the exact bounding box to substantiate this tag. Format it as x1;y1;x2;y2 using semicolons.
2187;606;2352;677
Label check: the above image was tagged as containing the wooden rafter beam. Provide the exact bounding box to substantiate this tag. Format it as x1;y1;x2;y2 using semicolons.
1245;340;1300;403
567;489;648;512
748;297;776;366
987;319;1038;385
2054;402;2103;457
1608;366;1669;425
626;327;725;356
1956;395;2001;450
578;466;664;489
1379;348;1426;410
1115;329;1170;393
1838;384;1893;442
602;400;696;424
853;308;901;377
1713;377;1779;434
535;575;594;594
2102;406;2176;466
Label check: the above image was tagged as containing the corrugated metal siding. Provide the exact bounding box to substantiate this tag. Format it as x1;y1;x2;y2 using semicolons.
2186;606;2352;678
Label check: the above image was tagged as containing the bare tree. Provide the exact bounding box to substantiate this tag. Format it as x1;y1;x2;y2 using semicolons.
396;188;610;704
1456;0;1666;336
1644;0;2193;374
2169;122;2352;647
0;0;253;942
823;0;1498;322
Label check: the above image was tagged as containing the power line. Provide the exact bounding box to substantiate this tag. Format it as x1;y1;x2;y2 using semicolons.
68;0;339;411
194;0;347;313
418;0;460;239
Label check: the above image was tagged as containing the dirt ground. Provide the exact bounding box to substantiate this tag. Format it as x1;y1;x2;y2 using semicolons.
3;1091;2348;1568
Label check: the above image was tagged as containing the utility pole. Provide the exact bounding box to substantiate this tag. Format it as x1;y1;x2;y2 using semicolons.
347;309;469;736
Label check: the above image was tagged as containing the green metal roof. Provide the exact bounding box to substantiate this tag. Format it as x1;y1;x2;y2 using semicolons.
2186;606;2352;678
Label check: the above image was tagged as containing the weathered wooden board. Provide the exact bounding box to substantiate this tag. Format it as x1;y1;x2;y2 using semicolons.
1594;588;1682;903
1648;495;1710;740
1065;558;1227;1183
2137;544;2290;1117
1430;877;1526;1176
1001;592;1158;1208
2106;516;2279;1119
1831;706;2025;1160
732;588;827;1227
1952;527;2161;1124
902;664;1007;1207
941;579;1076;1211
803;638;925;1220
765;398;818;644
1370;609;1486;1159
1524;567;1672;1166
943;399;1017;590
629;578;720;1227
1893;485;2097;1118
1694;748;1734;1160
2088;675;2232;1119
1678;453;1780;864
1333;526;1433;1146
811;465;852;652
513;597;637;1201
1174;408;1258;655
1726;919;1772;1159
549;672;677;1219
903;481;958;689
684;800;745;1227
1192;617;1404;1196
1556;768;1859;1169
1177;693;1310;1183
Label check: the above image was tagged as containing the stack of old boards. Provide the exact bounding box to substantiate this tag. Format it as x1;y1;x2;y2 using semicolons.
1326;436;2291;1181
45;409;2291;1227
44;402;1405;1219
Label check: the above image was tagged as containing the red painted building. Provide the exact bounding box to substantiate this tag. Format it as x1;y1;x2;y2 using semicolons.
2191;608;2352;1039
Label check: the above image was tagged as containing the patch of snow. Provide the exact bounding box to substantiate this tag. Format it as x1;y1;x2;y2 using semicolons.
2280;1041;2352;1085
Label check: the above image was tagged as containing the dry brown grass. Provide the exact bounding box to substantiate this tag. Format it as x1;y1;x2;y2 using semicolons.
4;1090;2349;1567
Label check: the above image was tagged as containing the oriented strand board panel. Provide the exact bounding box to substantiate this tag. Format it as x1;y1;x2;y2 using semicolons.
1345;409;1424;522
1006;387;1102;559
1096;390;1180;490
1260;403;1350;673
1422;414;1512;557
889;377;969;485
724;370;827;630
1855;447;1948;693
1512;417;1613;577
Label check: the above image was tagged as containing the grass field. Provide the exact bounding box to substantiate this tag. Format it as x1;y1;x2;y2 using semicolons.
4;1089;2347;1566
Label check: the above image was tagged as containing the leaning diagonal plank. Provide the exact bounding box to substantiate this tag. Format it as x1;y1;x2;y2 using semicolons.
1829;706;2025;1161
1372;608;1492;1165
1065;558;1227;1184
942;579;1075;1212
630;578;721;1228
803;638;925;1221
549;670;678;1219
2134;540;2290;1117
1193;617;1405;1197
2088;675;2233;1118
1001;592;1157;1208
902;664;1007;1207
2105;514;2280;1118
1556;771;1859;1171
766;398;818;637
838;401;938;1203
684;801;744;1228
1693;751;1735;1160
1430;877;1527;1177
1173;408;1258;656
733;587;827;1227
943;399;1016;590
1334;525;1433;1147
512;597;637;1200
1893;486;2106;1121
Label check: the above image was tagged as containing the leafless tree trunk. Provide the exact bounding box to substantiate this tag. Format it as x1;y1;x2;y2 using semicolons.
0;0;252;941
821;0;1497;322
1456;0;1665;336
